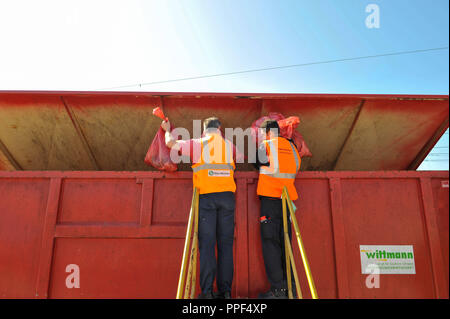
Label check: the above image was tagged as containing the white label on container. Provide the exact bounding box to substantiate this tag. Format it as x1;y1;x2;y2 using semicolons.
360;245;416;274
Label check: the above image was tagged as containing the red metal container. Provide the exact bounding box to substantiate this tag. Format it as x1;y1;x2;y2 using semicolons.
0;170;448;299
0;91;448;299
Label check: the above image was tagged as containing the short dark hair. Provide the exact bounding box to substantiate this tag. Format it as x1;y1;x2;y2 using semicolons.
260;119;280;135
203;117;221;130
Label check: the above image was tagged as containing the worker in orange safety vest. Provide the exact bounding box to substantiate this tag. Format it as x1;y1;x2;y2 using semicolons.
162;117;238;299
253;119;301;299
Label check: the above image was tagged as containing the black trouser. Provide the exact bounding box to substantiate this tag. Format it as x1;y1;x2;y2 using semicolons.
198;191;235;294
259;196;294;291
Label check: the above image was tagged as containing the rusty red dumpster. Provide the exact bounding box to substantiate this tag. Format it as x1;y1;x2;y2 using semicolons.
0;91;448;299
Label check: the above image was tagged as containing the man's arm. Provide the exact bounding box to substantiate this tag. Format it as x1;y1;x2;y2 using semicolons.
161;120;181;151
252;142;270;170
161;120;198;163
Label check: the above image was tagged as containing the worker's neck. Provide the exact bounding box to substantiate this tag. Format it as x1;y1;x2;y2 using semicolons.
204;128;221;135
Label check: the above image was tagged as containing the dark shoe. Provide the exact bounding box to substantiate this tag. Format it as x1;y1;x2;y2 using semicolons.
214;291;231;299
257;288;288;299
197;292;214;299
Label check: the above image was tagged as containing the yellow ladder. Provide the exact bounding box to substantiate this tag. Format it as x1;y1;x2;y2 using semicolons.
176;187;200;299
282;186;318;299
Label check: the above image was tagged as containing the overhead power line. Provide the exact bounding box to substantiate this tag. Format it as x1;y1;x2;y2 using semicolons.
97;46;449;90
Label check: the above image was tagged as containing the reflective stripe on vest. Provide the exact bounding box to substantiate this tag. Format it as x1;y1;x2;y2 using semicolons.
289;140;300;172
192;163;234;172
259;139;299;179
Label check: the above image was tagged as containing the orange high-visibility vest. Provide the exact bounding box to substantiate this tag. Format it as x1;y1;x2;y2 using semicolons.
192;130;236;195
257;137;301;200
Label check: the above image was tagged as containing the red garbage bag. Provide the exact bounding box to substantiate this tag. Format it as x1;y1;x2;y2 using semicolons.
144;108;178;172
278;116;300;139
251;112;312;158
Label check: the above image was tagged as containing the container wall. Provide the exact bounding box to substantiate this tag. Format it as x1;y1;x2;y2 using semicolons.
0;171;448;299
0;91;448;172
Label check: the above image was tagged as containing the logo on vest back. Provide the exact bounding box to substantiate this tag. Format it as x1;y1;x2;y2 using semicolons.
208;170;231;177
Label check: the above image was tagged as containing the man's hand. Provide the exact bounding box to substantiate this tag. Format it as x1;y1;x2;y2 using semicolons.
161;120;170;132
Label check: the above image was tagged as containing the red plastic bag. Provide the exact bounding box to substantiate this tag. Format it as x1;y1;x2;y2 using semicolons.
278;116;300;139
144;108;178;172
251;112;312;158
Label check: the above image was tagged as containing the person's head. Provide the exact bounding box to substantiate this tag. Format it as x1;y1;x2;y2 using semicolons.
203;117;221;132
259;119;280;140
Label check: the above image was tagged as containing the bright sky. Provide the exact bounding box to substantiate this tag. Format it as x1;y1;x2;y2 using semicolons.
0;0;448;170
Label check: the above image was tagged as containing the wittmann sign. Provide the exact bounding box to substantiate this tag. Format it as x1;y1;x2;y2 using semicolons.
360;245;416;274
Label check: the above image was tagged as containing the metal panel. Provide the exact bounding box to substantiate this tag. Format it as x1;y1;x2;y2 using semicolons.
0;178;50;298
431;177;449;294
340;178;435;298
0;91;447;171
0;94;96;170
0;170;448;299
58;178;142;225
334;99;449;170
49;238;186;298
